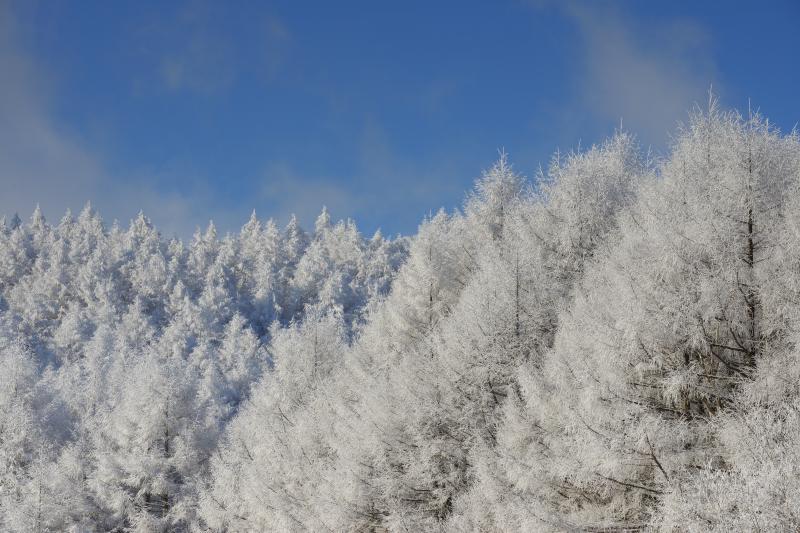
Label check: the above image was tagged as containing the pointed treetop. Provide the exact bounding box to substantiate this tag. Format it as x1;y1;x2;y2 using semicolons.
205;220;217;241
59;209;74;228
129;212;156;238
283;214;309;257
465;151;526;238
241;210;261;236
78;201;95;221
31;204;45;228
264;218;279;233
10;213;22;229
471;150;524;206
315;206;331;235
708;85;717;112
170;279;187;300
285;214;306;239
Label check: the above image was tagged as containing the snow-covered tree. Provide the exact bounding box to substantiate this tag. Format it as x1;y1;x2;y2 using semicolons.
3;99;798;532
198;310;348;531
466;104;800;531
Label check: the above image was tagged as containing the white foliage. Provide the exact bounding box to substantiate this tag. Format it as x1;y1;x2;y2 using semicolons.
2;100;800;532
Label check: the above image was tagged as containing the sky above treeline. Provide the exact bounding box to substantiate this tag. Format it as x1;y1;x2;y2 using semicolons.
1;0;798;238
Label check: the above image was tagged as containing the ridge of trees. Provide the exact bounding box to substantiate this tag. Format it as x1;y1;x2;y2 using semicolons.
3;100;800;532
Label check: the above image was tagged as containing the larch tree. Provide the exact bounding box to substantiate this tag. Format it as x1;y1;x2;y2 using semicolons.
198;309;348;532
477;103;800;531
3;99;800;533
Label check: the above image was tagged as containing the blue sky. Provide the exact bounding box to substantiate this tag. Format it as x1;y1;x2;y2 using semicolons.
1;0;798;238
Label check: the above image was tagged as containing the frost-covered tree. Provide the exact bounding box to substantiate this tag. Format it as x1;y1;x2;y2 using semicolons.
658;163;800;531
465;104;800;531
3;99;800;532
0;201;403;530
88;347;205;531
198;310;349;531
0;332;79;532
430;134;643;531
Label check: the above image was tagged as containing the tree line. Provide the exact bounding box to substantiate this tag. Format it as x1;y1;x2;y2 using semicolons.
2;100;800;531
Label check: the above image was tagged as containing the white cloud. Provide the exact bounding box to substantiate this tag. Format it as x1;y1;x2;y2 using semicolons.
260;14;291;81
0;3;104;221
154;1;236;95
259;162;361;229
255;117;466;235
0;2;247;238
539;1;719;150
130;0;290;95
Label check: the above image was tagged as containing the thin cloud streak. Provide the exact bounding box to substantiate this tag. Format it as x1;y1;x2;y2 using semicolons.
0;2;245;238
255;117;468;236
533;1;719;151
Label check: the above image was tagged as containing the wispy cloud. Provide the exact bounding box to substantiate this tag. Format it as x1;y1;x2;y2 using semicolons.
0;2;246;238
259;162;361;228
534;1;718;150
0;3;104;219
255;116;466;235
260;14;291;82
139;0;237;95
132;0;291;95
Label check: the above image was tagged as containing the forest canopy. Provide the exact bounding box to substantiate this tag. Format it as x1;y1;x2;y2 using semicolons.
2;100;800;532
